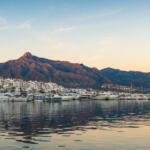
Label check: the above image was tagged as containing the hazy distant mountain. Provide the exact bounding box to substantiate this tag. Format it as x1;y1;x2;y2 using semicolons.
99;68;150;89
0;52;150;89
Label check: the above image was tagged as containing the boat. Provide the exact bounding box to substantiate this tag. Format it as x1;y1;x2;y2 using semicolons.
79;93;92;100
0;93;13;101
12;96;27;102
60;92;80;101
0;95;10;101
119;93;149;100
33;93;46;102
27;94;34;102
93;92;118;100
51;94;62;102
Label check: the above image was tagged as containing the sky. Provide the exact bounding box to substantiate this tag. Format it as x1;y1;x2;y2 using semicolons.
0;0;150;72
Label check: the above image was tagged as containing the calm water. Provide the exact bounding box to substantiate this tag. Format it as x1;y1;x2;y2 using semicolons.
0;100;150;150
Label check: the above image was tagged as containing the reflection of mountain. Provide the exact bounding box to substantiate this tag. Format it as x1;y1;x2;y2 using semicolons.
0;101;150;135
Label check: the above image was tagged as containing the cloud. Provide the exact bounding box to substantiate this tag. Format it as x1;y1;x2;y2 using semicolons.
51;26;74;33
0;18;31;31
77;8;123;21
14;21;31;30
0;16;7;26
97;8;123;17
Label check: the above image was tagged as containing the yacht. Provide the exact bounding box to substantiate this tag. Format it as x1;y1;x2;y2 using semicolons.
33;94;45;102
12;97;27;102
93;92;118;100
27;94;34;102
119;93;149;100
0;93;13;101
51;94;62;102
61;92;80;101
0;94;10;101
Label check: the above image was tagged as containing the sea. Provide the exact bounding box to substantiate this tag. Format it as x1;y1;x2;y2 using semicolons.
0;100;150;150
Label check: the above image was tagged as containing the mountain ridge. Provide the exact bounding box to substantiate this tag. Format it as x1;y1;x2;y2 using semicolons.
0;52;150;89
0;52;103;88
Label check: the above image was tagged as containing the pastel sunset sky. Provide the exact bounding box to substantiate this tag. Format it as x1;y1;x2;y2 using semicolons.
0;0;149;72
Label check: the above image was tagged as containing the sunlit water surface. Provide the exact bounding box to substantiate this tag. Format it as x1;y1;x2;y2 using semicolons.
0;100;150;150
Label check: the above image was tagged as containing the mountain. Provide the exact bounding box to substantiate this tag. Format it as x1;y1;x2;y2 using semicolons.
100;68;150;89
0;52;150;89
0;52;104;88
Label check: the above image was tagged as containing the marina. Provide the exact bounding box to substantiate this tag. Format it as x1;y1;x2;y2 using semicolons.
1;92;150;103
0;0;150;150
0;77;150;102
1;92;150;102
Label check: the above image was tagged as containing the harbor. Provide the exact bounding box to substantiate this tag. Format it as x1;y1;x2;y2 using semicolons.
1;92;150;102
0;0;150;149
0;78;150;102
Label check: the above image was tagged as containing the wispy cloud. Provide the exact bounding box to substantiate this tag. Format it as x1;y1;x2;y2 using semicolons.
96;8;123;17
51;26;74;34
77;8;123;21
14;21;31;30
0;17;31;31
0;16;7;26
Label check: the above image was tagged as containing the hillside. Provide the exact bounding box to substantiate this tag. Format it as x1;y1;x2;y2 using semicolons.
0;52;104;88
0;52;150;89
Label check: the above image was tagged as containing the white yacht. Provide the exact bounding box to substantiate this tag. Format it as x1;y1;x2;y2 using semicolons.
12;96;27;102
33;93;46;102
93;92;118;100
61;92;80;101
119;93;149;100
51;94;62;102
0;94;9;101
79;92;93;100
0;93;13;101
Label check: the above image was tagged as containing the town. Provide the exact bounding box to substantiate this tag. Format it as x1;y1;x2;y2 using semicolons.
0;78;150;102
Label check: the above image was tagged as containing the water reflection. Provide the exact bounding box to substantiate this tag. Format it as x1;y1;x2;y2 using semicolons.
0;100;150;150
0;100;150;135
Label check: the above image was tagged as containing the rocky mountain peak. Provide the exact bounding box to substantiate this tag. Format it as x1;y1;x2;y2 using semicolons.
21;52;33;59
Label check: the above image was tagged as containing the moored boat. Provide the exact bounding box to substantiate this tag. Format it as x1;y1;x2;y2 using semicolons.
93;92;118;100
51;94;62;102
60;92;80;101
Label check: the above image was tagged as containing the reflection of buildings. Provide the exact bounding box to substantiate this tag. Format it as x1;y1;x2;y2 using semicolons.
0;101;150;135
